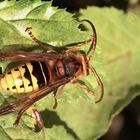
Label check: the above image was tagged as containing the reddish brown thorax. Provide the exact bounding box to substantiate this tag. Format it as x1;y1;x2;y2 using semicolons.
54;52;90;79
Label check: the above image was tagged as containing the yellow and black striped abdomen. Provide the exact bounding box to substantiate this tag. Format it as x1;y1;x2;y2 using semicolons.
0;61;50;94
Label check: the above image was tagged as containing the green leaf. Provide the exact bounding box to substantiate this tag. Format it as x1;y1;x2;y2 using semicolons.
0;1;97;140
1;0;139;140
79;6;140;139
0;0;43;20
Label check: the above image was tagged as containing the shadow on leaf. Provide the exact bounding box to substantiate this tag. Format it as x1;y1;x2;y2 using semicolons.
37;109;80;140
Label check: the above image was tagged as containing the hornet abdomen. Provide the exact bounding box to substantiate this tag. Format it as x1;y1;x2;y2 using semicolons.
0;61;50;94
